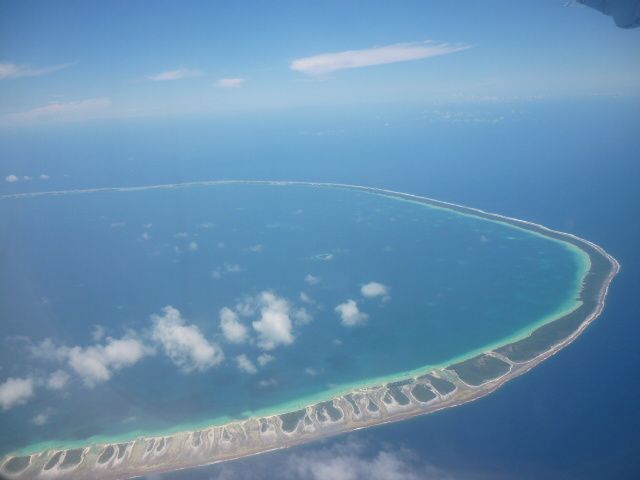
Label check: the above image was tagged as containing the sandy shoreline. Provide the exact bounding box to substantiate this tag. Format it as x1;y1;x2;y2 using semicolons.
0;180;620;480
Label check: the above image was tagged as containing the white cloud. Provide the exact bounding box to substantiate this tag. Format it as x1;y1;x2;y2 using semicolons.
252;292;295;350
304;367;319;376
257;353;274;367
0;97;112;127
235;297;257;317
213;437;451;480
46;370;70;391
23;175;32;181
216;77;247;88
27;338;69;362
32;412;49;426
291;41;470;76
151;306;224;373
335;300;368;327
304;274;320;285
213;263;244;279
287;438;440;480
26;335;149;387
258;378;277;388
91;325;106;342
235;354;258;374
5;174;19;183
299;292;314;304
147;67;202;81
361;282;390;299
224;291;314;350
39;174;50;180
293;307;313;326
0;377;34;410
248;244;264;252
188;241;199;252
0;62;73;80
219;307;249;343
67;336;152;387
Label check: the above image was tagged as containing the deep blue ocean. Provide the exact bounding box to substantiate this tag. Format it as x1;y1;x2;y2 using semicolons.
1;98;638;479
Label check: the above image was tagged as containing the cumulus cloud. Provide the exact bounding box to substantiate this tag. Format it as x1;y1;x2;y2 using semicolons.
219;307;249;343
299;292;314;304
221;291;309;351
91;325;106;342
252;292;295;350
5;174;19;182
27;338;69;362
32;412;50;426
287;439;442;480
0;62;73;80
216;77;247;88
39;174;50;180
210;437;452;480
304;274;320;285
335;300;368;327
67;336;152;387
291;41;470;76
361;282;390;299
46;370;70;391
147;67;202;81
188;241;199;252
152;306;224;372
0;377;34;410
235;354;258;374
293;307;313;326
248;244;264;252
0;97;112;127
257;353;274;367
212;263;244;280
24;334;149;387
258;378;277;388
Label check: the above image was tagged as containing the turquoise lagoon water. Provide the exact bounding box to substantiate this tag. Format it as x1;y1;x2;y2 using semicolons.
0;183;587;454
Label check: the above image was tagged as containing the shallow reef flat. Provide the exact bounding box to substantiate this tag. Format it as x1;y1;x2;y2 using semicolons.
0;181;619;480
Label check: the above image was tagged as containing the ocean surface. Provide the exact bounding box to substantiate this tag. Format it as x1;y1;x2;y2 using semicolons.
0;98;638;478
0;181;586;455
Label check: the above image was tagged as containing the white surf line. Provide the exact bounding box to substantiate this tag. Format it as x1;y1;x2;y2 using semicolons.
0;178;614;254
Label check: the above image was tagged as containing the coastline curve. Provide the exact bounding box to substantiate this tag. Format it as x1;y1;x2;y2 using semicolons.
0;180;620;480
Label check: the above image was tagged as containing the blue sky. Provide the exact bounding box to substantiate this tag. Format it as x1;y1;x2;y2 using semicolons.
0;0;639;126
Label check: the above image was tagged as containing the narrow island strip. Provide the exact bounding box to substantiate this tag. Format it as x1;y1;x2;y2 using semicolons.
0;181;620;480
